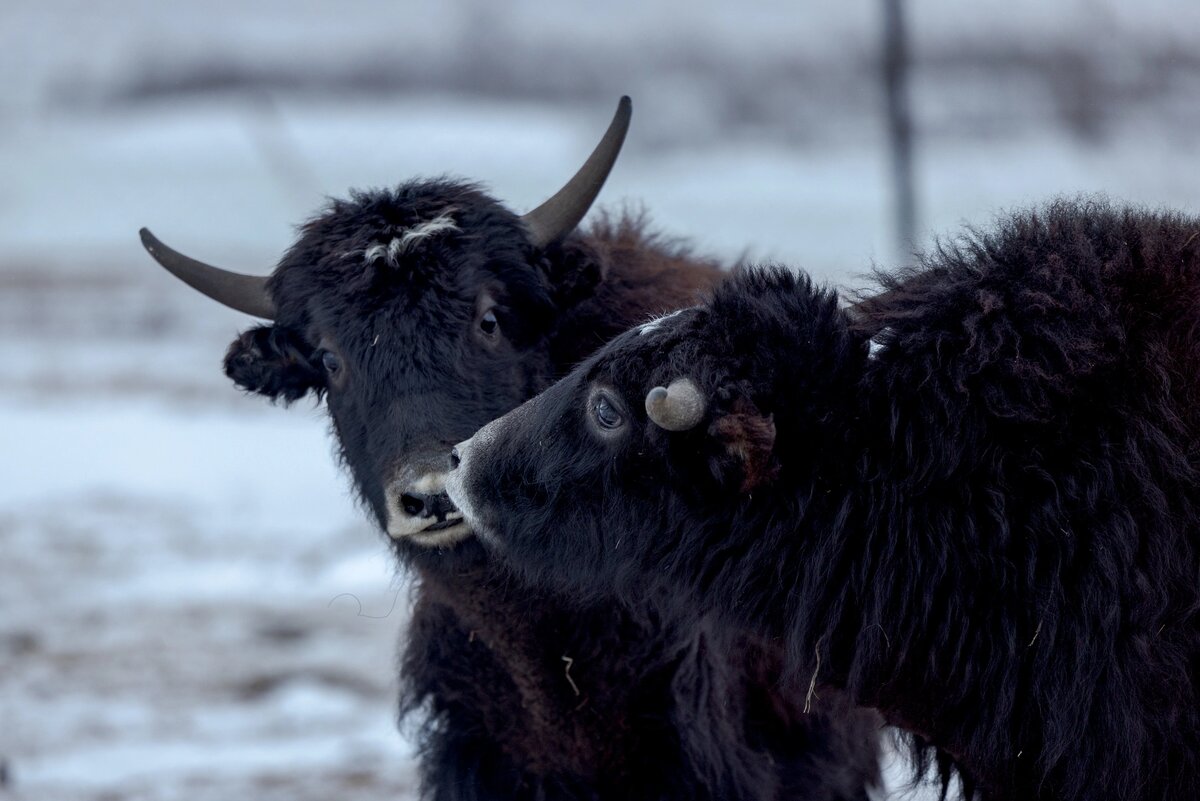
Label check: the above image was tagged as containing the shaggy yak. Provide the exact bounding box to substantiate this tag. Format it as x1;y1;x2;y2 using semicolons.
140;98;882;800
446;200;1200;801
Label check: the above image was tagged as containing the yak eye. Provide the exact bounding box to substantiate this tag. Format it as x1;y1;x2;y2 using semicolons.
321;351;341;374
479;308;499;338
593;393;624;430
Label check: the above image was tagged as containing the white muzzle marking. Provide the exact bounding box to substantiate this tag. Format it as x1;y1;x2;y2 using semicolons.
384;470;470;546
445;405;530;546
444;438;478;530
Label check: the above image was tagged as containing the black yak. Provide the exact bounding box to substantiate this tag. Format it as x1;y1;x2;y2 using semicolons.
140;98;882;800
446;199;1200;801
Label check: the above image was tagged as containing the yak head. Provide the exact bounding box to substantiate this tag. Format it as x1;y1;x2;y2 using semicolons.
446;266;869;597
142;98;631;548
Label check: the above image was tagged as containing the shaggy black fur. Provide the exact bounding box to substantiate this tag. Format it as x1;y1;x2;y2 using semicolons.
448;199;1200;801
222;178;882;800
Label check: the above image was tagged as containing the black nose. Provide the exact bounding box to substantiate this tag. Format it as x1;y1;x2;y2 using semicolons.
448;447;461;470
399;490;457;521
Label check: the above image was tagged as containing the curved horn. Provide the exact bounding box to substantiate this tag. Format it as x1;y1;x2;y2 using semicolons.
139;228;276;319
644;378;706;432
521;96;632;248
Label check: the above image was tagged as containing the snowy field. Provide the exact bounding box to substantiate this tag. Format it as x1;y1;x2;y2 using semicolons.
2;2;1199;800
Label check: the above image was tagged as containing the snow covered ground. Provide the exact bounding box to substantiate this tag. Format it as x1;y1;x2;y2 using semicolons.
2;2;1198;799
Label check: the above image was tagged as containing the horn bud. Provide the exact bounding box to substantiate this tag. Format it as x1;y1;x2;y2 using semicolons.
645;378;706;431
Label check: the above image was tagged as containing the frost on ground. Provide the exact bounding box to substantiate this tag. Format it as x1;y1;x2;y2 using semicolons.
2;2;1199;800
0;269;420;800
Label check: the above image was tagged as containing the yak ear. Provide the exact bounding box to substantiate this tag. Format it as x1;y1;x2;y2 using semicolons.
224;324;322;402
535;239;606;311
708;396;778;493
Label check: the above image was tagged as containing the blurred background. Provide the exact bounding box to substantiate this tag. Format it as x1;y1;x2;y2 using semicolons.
2;2;1198;799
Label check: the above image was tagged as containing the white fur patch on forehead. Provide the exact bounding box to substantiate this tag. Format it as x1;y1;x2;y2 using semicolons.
636;308;686;336
362;210;460;266
868;326;892;361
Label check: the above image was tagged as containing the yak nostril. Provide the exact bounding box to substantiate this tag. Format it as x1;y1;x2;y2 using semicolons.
448;447;461;470
400;493;426;518
399;489;457;522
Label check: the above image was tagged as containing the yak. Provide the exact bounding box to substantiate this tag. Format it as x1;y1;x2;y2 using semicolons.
140;98;882;800
446;199;1200;801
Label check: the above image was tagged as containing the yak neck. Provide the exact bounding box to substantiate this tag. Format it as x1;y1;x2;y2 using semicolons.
680;370;1038;798
547;216;724;371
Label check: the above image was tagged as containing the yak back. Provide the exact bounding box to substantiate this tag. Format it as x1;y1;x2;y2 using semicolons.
838;198;1200;800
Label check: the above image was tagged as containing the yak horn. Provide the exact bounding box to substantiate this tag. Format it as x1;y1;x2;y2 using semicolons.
645;378;706;432
139;228;276;319
521;96;632;248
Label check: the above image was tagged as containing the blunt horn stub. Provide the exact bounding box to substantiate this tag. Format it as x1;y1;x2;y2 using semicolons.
645;377;706;431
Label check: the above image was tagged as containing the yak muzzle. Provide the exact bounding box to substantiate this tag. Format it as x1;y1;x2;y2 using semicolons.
385;470;471;546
